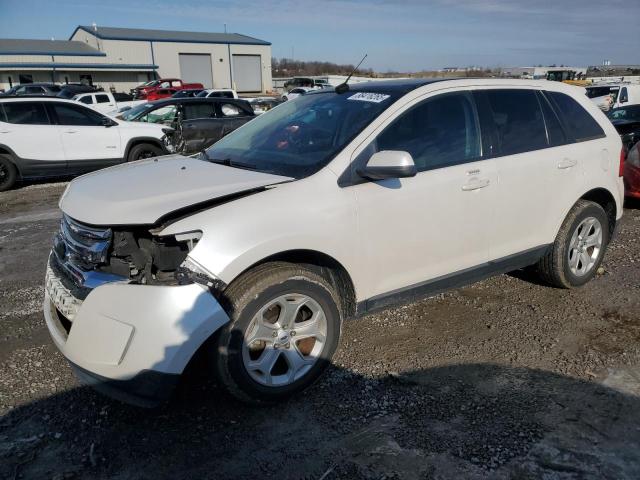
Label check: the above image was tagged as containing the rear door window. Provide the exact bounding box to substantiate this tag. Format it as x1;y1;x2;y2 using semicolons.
2;102;50;125
52;103;104;126
546;91;605;142
484;89;548;155
373;92;481;172
95;94;110;104
537;92;566;147
182;103;216;120
78;96;93;104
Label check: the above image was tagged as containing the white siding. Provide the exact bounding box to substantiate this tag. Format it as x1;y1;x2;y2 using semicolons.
230;44;272;93
1;29;272;94
70;30;153;65
152;42;231;88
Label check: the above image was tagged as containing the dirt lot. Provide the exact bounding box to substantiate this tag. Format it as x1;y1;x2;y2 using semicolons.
1;182;640;479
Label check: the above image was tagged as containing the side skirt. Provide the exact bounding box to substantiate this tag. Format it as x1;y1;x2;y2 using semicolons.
356;245;551;316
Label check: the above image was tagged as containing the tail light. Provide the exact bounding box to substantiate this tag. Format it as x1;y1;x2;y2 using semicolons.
619;148;625;176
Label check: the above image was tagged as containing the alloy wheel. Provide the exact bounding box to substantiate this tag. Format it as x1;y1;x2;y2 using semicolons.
242;293;327;387
567;216;603;277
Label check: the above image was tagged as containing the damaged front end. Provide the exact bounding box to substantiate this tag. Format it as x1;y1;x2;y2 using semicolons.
45;214;231;407
49;214;223;321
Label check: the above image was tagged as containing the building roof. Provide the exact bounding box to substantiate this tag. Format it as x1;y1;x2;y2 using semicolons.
73;25;271;46
0;62;156;71
0;39;106;56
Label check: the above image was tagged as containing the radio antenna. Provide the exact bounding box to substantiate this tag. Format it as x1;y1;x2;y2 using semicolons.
335;54;367;94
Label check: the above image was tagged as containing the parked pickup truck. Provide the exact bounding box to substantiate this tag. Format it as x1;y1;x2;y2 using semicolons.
72;91;146;114
132;79;205;100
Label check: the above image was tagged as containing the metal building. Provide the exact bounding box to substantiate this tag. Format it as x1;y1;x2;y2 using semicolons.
0;25;272;94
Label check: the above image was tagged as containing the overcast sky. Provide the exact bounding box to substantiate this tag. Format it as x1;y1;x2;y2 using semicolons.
0;0;638;71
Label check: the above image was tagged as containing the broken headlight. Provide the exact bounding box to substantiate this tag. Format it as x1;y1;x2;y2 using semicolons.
175;256;223;290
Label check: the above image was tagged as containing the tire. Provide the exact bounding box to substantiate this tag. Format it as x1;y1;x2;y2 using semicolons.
214;262;342;404
0;154;18;192
127;143;163;162
536;199;610;288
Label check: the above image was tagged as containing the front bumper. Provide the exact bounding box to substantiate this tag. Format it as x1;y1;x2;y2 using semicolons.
44;266;229;406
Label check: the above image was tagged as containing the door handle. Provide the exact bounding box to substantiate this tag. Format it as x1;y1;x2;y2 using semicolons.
558;158;577;169
64;130;78;134
462;178;490;191
0;130;10;134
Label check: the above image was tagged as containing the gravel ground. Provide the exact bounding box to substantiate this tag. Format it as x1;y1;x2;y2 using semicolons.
1;182;640;479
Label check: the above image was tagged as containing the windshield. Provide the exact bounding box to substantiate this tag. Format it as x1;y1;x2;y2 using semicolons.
608;105;640;121
204;89;396;178
121;103;152;121
140;80;159;88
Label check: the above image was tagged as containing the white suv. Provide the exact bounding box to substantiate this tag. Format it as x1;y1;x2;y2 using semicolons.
0;97;172;190
43;79;624;406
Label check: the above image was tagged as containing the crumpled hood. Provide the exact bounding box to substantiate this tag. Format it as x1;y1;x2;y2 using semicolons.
60;155;292;226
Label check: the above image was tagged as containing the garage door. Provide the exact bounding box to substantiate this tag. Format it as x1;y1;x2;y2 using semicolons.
179;54;213;88
232;55;262;93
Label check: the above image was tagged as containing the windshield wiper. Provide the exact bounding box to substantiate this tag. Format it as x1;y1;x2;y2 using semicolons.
201;150;258;170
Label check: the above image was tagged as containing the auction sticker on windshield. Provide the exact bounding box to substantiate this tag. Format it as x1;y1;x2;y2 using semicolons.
347;92;391;103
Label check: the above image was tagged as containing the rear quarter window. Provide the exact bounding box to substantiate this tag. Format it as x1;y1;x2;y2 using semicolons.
546;91;605;142
219;103;243;117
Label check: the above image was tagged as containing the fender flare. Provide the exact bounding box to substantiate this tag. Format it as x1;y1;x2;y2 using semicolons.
551;186;620;239
123;137;166;162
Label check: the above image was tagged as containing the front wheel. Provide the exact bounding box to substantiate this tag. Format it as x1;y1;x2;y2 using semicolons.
536;199;610;288
127;143;163;162
213;262;342;403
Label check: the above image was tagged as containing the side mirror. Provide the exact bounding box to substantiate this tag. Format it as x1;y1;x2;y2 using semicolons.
102;117;116;127
356;150;417;181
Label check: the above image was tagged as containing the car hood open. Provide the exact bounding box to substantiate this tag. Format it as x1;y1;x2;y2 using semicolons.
60;155;293;226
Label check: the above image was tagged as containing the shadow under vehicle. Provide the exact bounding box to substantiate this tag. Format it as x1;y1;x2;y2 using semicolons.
2;363;640;479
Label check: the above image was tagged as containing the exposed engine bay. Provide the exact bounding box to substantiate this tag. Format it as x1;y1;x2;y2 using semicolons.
101;228;195;285
52;214;205;291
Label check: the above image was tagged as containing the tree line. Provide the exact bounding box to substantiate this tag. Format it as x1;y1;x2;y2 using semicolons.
272;57;373;77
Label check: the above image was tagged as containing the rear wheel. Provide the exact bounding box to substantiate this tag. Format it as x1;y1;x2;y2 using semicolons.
127;143;163;162
0;154;18;192
213;262;342;404
536;200;610;288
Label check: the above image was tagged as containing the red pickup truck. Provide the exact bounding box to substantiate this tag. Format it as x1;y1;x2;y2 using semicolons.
132;78;204;99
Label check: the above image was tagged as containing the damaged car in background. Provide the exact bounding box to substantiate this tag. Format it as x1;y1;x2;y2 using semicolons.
44;78;624;407
118;97;255;155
